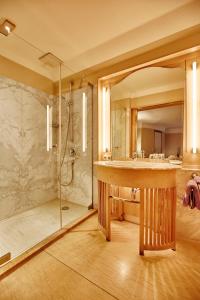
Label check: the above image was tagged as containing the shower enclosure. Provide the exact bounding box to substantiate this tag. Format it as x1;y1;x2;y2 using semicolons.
0;35;93;265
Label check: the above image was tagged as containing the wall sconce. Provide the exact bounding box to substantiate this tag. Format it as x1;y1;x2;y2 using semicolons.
192;61;197;154
82;92;87;153
47;105;52;151
102;86;110;153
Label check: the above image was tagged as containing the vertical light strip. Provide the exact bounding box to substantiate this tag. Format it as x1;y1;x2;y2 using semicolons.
47;105;50;151
49;106;53;149
58;63;62;228
47;105;53;151
192;61;197;154
102;87;107;152
102;86;110;153
82;92;87;152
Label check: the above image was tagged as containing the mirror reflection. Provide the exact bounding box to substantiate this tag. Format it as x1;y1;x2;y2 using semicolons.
111;67;184;161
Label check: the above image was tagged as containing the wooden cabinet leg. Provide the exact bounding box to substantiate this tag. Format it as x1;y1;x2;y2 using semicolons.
139;189;144;256
139;249;144;256
118;200;124;221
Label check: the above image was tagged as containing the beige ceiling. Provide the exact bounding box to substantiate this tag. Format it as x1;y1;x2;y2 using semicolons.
0;0;200;81
138;105;183;130
111;67;185;100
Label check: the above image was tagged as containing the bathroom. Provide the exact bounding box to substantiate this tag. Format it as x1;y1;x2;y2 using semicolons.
0;1;200;299
0;6;200;263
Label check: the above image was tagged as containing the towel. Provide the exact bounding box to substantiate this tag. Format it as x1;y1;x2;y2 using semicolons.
194;175;200;185
183;179;200;209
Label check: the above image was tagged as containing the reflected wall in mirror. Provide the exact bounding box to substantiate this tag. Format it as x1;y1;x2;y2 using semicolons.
111;66;185;160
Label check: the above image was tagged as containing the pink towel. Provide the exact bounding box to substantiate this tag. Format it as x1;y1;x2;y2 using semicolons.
183;179;200;210
194;175;200;185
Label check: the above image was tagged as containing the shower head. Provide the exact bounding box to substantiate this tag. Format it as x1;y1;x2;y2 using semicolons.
39;52;63;68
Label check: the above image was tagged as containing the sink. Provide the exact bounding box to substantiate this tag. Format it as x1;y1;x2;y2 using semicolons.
95;160;181;170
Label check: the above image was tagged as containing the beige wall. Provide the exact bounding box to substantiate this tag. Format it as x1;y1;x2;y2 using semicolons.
141;128;154;157
165;133;183;157
0;55;54;94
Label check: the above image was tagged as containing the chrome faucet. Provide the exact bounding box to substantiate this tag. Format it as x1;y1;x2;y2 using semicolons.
132;150;145;159
132;152;137;159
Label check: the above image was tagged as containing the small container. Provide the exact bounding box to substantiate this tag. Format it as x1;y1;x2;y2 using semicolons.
103;150;112;161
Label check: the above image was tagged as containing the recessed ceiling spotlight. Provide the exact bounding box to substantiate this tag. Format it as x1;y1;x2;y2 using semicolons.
0;19;16;36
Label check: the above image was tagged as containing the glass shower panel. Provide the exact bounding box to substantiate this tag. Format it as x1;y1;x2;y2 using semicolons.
0;32;94;265
0;36;60;263
60;85;93;226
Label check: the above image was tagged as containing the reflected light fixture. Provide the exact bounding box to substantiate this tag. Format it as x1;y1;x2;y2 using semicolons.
102;86;110;152
0;19;16;36
102;87;107;152
192;61;197;154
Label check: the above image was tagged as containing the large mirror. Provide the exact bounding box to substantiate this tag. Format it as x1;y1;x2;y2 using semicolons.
111;67;185;160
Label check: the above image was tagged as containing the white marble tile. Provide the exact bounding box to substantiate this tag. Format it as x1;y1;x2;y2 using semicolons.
0;76;57;220
60;87;93;208
0;77;93;224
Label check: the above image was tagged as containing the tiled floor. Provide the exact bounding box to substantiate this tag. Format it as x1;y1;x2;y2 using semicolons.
0;200;88;259
0;214;200;299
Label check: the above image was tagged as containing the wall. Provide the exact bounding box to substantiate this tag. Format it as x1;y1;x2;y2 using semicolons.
0;76;57;220
141;128;154;156
165;133;183;157
0;54;54;94
60;87;93;208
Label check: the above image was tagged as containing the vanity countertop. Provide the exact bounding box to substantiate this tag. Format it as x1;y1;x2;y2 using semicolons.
94;160;182;170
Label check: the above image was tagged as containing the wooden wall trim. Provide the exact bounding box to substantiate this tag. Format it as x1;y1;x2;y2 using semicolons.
111;89;184;110
54;25;200;93
137;101;184;112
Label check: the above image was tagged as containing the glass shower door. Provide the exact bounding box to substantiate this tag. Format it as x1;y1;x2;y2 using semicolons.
0;38;60;263
60;85;93;227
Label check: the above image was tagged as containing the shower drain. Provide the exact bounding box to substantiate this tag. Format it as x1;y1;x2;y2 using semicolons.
62;206;70;210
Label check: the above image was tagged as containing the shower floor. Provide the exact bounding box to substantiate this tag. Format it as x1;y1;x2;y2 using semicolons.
0;200;88;261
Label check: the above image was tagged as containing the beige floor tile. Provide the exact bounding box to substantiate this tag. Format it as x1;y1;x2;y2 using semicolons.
1;215;200;300
46;218;200;300
0;251;116;300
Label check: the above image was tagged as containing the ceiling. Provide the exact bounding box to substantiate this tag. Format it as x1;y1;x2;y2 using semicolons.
0;0;200;80
138;105;183;130
111;67;185;100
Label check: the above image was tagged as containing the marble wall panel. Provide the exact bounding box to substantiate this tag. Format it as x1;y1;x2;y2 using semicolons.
60;87;93;208
0;76;57;221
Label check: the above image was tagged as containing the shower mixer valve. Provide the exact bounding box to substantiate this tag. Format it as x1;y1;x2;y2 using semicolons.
69;147;76;157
